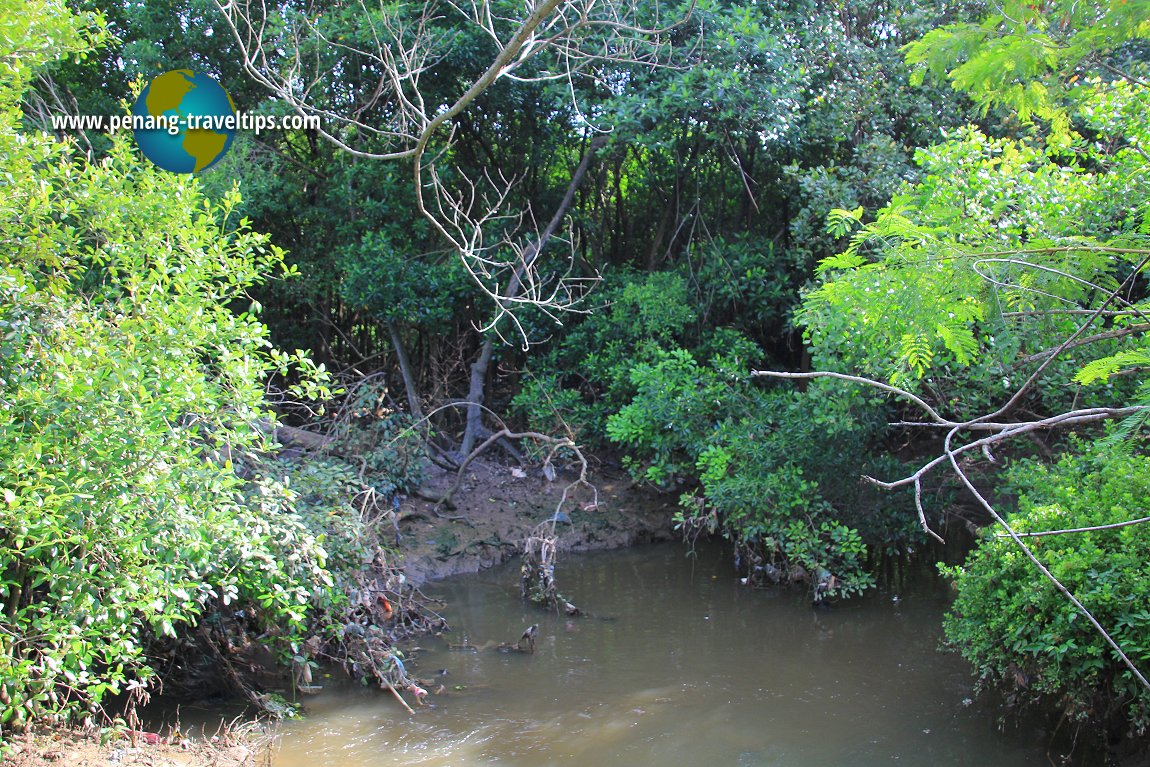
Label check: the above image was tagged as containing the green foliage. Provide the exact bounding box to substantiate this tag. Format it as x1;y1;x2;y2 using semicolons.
787;135;924;268
686;236;799;346
942;439;1150;734
802;4;1150;733
603;346;906;597
691;455;875;600
510;254;923;599
324;386;427;497
511;270;704;443
340;232;470;329
510;371;592;441
799;95;1150;416
0;0;104;96
0;0;342;735
613;271;696;341
609;0;805;146
673;382;914;597
904;0;1150;139
284;429;419;590
605;348;733;486
804;128;1071;378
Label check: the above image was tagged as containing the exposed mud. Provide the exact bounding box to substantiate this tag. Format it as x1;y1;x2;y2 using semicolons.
396;460;678;586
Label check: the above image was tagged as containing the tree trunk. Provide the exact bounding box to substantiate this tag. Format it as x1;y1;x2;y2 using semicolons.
459;336;494;456
387;318;425;424
458;136;607;455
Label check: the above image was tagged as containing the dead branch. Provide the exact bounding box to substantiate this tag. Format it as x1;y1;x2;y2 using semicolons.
213;0;682;337
752;370;949;425
994;515;1150;538
521;521;568;611
759;364;1150;692
273;423;334;453
1014;323;1150;366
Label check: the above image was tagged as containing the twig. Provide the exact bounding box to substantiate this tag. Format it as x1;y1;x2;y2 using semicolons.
752;370;949;425
1014;323;1150;366
383;679;416;714
432;428;592;513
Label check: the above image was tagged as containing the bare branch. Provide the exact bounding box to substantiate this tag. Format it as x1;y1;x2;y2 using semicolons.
974;256;1150;327
751;370;950;425
977;252;1150;424
995;516;1150;539
758;363;1150;692
214;0;681;337
762;364;1150;690
1014;323;1150;366
914;476;944;544
432;428;592;515
1002;309;1141;318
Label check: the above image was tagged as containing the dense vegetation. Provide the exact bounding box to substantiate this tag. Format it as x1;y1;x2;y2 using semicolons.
0;0;433;737
0;0;333;728
5;0;1150;753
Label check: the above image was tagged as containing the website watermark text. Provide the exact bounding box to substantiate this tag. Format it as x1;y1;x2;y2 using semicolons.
51;112;320;136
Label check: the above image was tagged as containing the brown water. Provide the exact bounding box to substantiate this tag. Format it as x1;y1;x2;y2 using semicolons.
272;543;1053;766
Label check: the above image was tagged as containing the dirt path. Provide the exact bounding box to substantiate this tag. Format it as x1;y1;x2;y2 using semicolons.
396;460;678;585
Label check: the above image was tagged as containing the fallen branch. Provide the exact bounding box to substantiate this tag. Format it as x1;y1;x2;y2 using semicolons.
383;679;416;715
273;423;334;453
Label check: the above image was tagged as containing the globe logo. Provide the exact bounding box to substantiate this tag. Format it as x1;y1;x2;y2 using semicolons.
132;70;236;173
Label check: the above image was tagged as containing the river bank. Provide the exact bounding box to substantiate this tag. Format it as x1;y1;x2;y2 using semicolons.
3;459;676;767
395;459;678;585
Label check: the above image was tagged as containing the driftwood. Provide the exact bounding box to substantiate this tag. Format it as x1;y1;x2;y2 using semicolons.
515;624;538;654
274;423;334;453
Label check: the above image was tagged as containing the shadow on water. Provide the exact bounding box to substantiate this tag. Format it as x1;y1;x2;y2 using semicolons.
270;541;1073;766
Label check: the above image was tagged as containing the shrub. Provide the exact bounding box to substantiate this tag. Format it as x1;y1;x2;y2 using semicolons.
0;1;339;735
942;439;1150;737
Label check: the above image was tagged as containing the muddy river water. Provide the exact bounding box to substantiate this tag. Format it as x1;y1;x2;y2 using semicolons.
271;542;1057;766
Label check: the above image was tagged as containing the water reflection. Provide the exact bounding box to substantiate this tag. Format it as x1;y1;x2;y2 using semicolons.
273;543;1049;766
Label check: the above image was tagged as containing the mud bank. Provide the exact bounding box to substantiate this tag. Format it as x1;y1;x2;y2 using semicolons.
395;460;678;586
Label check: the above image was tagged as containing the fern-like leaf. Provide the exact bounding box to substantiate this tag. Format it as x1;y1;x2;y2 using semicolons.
899;332;934;378
1074;347;1150;385
936;320;980;365
816;251;867;274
